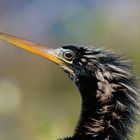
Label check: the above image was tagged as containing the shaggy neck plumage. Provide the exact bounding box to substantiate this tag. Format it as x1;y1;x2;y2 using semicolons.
60;68;138;140
59;47;138;140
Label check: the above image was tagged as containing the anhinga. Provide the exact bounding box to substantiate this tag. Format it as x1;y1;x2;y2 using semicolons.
0;33;139;140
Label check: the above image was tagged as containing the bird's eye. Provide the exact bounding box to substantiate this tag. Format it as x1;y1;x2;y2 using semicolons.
63;51;75;61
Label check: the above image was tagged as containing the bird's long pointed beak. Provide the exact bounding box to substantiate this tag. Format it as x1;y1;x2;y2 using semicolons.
0;32;64;65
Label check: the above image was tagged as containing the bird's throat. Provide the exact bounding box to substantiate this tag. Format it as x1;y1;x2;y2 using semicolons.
72;72;124;140
73;75;105;139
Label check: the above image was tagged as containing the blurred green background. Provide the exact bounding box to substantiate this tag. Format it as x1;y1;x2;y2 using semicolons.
0;0;140;140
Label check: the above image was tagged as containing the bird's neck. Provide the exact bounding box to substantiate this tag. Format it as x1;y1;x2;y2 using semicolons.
74;75;107;140
72;72;132;140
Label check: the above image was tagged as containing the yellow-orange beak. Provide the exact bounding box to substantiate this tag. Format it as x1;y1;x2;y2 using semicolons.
0;32;64;65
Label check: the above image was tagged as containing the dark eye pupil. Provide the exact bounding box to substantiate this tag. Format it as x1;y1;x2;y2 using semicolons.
65;53;72;58
63;51;74;60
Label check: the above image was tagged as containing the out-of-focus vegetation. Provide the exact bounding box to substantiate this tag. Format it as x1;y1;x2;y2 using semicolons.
0;0;140;140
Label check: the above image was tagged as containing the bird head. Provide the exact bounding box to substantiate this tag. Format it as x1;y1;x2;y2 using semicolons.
0;33;99;81
0;33;130;85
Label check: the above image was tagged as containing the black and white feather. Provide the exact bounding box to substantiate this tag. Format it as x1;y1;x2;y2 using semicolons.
59;45;139;140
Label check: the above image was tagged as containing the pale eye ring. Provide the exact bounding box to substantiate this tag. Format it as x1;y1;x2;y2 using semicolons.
63;51;75;61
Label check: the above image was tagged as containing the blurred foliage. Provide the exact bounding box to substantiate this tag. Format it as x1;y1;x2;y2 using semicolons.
0;0;140;140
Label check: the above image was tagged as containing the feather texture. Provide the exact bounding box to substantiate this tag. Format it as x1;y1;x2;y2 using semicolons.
59;45;139;140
